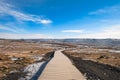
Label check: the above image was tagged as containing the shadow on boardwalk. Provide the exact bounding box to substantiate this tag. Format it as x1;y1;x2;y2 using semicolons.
30;53;54;80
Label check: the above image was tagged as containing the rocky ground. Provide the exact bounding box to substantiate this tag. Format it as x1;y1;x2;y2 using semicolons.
0;39;54;80
63;49;120;80
0;39;120;80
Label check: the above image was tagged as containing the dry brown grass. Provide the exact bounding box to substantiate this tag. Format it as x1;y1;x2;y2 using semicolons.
0;40;54;79
64;49;120;68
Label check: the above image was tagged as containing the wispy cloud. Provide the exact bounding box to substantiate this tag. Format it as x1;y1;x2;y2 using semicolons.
0;33;52;39
1;25;120;39
0;0;52;24
62;30;84;33
84;5;120;39
0;23;26;33
0;25;17;32
61;25;120;39
89;5;120;15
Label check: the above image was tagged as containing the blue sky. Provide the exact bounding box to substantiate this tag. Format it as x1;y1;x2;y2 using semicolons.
0;0;120;39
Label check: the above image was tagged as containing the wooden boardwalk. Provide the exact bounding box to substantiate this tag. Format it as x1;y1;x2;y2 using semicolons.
38;50;86;80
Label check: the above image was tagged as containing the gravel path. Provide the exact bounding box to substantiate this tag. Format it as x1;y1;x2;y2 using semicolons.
39;50;86;80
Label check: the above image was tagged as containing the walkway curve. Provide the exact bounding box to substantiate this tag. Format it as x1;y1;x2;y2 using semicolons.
38;50;86;80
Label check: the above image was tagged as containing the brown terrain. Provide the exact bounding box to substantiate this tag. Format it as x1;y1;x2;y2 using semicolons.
63;48;120;80
0;39;54;80
0;39;120;80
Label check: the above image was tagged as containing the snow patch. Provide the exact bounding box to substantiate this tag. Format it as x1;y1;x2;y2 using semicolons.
18;61;45;80
109;50;120;53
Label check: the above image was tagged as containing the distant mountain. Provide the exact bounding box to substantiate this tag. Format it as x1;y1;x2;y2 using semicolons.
61;39;120;48
1;38;120;48
24;39;120;48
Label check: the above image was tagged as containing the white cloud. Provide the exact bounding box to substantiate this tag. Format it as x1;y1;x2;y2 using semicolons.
82;25;120;39
0;0;52;24
60;25;120;39
62;30;84;33
1;25;120;39
89;5;120;15
0;24;26;33
40;19;52;24
0;33;52;39
0;25;17;32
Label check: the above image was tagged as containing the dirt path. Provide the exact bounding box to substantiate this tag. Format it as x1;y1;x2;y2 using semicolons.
38;50;86;80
